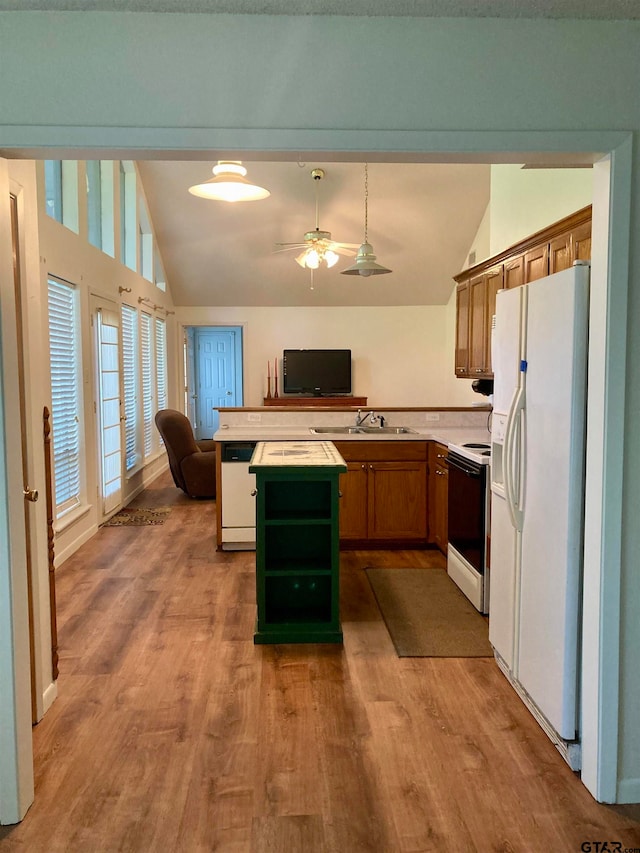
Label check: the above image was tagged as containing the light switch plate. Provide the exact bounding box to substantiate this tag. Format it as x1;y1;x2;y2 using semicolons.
247;413;262;423
424;413;440;422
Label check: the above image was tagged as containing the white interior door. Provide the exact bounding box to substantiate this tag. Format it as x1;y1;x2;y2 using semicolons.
93;299;122;517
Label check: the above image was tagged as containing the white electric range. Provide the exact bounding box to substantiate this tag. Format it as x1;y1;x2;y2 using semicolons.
446;440;491;613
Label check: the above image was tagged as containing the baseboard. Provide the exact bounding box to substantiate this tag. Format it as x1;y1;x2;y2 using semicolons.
42;681;58;715
55;522;98;567
494;651;582;771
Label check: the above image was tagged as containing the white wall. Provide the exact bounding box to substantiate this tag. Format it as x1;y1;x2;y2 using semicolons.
179;304;478;409
489;165;593;256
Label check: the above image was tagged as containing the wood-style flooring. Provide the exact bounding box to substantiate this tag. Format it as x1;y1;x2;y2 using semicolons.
1;470;639;852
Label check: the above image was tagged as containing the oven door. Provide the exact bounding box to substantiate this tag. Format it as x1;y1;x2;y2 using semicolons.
447;452;486;574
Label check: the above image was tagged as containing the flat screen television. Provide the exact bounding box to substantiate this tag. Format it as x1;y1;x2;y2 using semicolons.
283;349;352;396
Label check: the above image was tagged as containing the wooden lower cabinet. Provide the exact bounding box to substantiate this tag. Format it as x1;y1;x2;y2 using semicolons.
336;441;428;545
428;442;449;554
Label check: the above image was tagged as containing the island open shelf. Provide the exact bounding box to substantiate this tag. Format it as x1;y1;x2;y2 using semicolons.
249;441;347;644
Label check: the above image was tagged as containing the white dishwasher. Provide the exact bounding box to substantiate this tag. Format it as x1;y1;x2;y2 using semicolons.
220;442;257;550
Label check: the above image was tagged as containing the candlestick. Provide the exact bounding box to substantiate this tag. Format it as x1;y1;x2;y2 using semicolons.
273;358;279;397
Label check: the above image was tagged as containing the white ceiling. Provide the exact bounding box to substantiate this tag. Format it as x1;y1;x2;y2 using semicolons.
137;160;491;307
1;0;638;17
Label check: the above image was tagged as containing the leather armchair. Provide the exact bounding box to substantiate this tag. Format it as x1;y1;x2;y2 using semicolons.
154;409;216;499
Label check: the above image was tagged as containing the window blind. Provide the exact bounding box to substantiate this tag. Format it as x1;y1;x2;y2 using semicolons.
155;317;167;413
140;312;153;458
47;278;81;515
121;304;139;471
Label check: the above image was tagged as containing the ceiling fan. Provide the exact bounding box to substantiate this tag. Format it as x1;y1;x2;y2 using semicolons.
274;168;360;271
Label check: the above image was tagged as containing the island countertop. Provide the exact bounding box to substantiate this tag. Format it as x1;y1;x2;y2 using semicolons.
249;440;347;470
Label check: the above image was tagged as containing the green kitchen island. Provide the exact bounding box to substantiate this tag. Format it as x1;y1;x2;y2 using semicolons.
249;440;347;644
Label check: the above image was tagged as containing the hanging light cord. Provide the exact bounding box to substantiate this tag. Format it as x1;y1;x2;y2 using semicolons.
364;162;369;243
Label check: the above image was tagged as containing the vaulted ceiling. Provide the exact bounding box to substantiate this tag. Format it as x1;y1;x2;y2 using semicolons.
136;160;491;307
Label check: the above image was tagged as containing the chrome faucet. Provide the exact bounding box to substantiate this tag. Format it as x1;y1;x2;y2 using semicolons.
355;409;386;428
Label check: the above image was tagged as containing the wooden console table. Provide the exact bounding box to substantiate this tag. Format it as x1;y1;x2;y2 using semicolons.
263;396;367;407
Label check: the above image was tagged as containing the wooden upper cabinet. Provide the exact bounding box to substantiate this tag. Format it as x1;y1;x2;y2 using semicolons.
452;205;591;380
484;265;504;374
524;243;549;282
468;274;487;375
455;281;470;377
504;255;524;289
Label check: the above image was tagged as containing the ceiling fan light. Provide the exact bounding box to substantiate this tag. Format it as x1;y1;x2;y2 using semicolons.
188;161;270;202
305;249;321;269
325;250;340;268
341;242;392;276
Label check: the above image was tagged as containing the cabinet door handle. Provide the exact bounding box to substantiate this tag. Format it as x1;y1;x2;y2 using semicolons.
437;453;447;459
250;489;257;497
338;491;343;498
361;464;366;470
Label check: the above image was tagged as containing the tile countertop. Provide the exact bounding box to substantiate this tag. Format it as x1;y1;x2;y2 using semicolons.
249;441;347;470
214;425;491;448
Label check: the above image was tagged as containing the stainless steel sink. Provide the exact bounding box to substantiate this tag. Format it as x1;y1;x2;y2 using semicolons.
310;426;363;434
310;426;417;435
356;426;417;434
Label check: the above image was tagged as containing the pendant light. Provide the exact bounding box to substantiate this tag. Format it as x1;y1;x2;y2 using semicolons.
188;161;270;202
341;163;391;277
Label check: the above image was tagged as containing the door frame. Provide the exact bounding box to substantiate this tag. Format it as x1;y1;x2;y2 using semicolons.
184;324;244;435
0;127;632;820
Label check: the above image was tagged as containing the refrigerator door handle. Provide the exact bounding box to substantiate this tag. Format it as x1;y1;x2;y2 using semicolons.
504;384;525;532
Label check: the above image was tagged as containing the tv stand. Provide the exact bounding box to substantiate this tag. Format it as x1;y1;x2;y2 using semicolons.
263;396;367;408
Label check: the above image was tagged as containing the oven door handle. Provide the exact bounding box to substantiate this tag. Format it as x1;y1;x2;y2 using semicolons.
447;455;482;478
504;384;525;532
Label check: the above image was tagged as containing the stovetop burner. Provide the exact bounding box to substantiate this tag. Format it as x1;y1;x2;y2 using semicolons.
463;442;490;449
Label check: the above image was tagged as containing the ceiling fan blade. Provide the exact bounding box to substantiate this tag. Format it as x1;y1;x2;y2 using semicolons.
273;243;308;253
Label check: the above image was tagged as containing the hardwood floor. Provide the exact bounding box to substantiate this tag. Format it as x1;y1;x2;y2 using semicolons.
1;470;639;852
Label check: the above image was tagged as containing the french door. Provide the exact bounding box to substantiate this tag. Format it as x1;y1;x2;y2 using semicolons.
92;297;123;516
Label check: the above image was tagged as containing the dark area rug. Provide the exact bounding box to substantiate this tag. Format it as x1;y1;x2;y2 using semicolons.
101;506;172;527
365;567;493;657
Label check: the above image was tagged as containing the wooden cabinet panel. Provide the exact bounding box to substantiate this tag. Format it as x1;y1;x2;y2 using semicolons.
504;255;524;289
455;281;470;377
428;442;449;554
468;274;487;376
524;244;549;282
368;462;428;540
572;220;592;262
549;230;572;274
339;463;368;540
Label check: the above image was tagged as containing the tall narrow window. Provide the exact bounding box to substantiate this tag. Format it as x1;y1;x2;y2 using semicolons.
119;161;137;271
45;160;63;222
86;160;103;249
140;312;154;458
121;304;140;471
47;278;82;517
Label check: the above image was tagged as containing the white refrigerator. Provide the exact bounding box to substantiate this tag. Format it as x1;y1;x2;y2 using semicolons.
489;261;589;752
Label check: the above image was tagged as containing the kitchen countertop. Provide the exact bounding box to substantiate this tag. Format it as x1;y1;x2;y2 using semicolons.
249;440;347;470
214;425;491;448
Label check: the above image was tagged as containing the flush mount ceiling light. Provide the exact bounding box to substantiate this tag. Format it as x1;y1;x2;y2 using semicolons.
275;169;359;271
188;161;270;202
341;163;391;277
